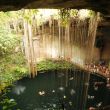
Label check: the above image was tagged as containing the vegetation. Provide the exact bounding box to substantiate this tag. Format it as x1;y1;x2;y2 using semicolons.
0;58;79;110
0;52;28;92
0;11;28;92
0;9;98;110
0;88;20;110
0;26;18;56
0;57;78;92
59;9;95;26
0;9;96;92
37;59;78;72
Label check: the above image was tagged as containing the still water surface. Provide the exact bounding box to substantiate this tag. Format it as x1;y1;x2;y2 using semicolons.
2;69;110;110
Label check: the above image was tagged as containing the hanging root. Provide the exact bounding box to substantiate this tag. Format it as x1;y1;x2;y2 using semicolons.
29;62;37;78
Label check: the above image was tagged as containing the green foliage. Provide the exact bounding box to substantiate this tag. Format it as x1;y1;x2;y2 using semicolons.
37;59;78;72
59;8;70;26
0;26;20;56
0;52;28;92
88;10;96;18
0;11;28;92
0;98;17;110
0;88;20;110
23;9;38;24
70;9;78;17
0;9;39;92
59;9;96;26
0;9;40;92
0;12;10;25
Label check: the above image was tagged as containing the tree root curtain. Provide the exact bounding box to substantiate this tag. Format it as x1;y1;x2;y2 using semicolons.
23;10;99;77
23;20;37;78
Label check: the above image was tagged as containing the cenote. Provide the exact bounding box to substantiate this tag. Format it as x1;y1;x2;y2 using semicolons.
0;69;110;110
0;6;110;110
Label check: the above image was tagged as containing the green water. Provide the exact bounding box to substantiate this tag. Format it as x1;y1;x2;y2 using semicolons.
0;69;109;110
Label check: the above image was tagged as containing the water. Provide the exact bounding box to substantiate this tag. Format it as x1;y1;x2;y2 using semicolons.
0;69;109;110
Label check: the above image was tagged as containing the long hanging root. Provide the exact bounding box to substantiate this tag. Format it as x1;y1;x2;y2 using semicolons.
29;63;37;78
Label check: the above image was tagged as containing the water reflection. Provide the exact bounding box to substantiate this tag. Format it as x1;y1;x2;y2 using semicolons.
88;95;95;99
4;70;109;110
12;85;26;95
52;90;55;93
96;102;102;107
58;86;65;91
38;91;45;96
69;77;74;80
70;89;76;95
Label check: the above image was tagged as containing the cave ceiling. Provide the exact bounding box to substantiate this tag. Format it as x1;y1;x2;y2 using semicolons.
0;0;110;16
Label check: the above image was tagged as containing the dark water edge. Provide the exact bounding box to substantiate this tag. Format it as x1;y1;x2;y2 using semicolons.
0;69;110;110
